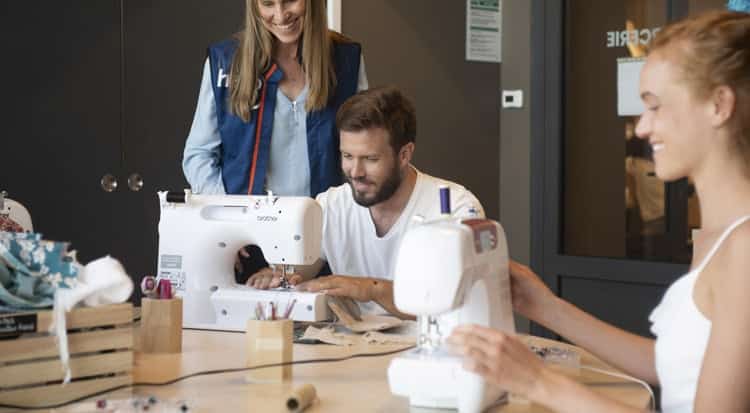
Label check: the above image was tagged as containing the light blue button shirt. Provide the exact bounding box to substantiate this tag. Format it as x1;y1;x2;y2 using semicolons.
182;60;226;195
183;56;369;196
267;86;311;196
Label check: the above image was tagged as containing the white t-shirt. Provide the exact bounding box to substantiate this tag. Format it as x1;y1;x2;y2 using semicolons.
315;167;485;314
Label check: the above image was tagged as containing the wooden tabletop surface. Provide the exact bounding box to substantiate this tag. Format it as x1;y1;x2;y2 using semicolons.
99;329;650;412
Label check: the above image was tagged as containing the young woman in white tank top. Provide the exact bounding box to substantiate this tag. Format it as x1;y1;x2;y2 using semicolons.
447;10;750;412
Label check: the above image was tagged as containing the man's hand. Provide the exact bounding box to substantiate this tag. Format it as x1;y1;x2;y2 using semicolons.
295;275;383;302
298;275;414;320
234;247;251;275
246;267;303;289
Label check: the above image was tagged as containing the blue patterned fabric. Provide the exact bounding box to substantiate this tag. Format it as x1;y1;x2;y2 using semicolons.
0;232;79;312
728;0;750;12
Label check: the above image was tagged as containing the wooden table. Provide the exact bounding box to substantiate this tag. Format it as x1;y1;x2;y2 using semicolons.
80;329;649;412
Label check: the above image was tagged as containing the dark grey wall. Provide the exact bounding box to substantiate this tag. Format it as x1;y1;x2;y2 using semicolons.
500;0;532;265
342;1;500;218
500;0;533;333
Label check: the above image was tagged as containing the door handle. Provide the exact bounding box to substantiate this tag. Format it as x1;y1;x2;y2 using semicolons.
101;174;118;192
127;173;144;192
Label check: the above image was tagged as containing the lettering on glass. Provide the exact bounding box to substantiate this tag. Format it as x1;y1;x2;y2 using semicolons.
606;28;660;48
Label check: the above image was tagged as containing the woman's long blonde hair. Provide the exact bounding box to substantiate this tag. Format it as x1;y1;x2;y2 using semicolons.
230;0;341;122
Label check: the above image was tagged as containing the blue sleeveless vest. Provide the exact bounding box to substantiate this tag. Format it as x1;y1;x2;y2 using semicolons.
208;38;361;196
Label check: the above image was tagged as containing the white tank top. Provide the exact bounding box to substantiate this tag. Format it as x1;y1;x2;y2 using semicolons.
649;215;750;412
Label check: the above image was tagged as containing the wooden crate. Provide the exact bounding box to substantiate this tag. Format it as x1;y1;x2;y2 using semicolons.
0;303;134;408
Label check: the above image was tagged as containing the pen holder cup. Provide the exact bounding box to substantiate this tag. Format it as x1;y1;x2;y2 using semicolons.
140;297;183;354
246;318;293;383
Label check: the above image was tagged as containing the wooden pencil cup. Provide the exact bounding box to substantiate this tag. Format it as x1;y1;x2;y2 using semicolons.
140;298;182;353
246;319;293;383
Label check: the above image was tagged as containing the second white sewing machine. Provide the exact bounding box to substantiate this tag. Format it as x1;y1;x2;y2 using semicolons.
156;190;330;331
388;215;516;413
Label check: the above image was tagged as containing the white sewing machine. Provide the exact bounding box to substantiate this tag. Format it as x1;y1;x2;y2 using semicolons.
156;190;330;331
388;217;515;413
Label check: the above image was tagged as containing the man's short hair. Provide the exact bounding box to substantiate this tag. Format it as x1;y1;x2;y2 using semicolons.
336;86;417;152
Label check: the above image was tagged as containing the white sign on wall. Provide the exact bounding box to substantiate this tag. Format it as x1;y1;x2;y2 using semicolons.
466;0;502;63
617;57;646;116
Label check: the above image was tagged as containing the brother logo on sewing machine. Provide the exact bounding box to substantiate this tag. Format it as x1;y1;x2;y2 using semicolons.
256;215;278;222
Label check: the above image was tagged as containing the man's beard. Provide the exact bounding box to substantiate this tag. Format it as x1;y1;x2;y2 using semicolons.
346;164;402;207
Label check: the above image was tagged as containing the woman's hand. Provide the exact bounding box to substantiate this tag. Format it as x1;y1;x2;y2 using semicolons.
246;267;303;289
447;325;549;398
509;260;558;324
449;325;642;413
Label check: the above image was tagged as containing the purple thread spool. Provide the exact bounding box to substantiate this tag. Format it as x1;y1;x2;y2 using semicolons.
439;186;451;215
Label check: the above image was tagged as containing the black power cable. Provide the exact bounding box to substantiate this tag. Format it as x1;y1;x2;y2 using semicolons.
0;346;415;411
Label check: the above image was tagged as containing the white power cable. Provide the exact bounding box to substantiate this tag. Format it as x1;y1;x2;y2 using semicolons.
581;364;655;412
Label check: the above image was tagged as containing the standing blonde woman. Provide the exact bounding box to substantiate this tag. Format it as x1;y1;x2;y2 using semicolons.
449;10;750;412
183;0;367;197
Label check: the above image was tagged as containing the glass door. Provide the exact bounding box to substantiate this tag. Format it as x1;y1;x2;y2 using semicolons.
529;0;731;339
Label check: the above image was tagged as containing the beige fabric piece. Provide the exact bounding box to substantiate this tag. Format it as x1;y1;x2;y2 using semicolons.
327;296;403;333
344;314;404;333
300;325;416;347
301;325;357;346
361;331;416;346
327;296;362;323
